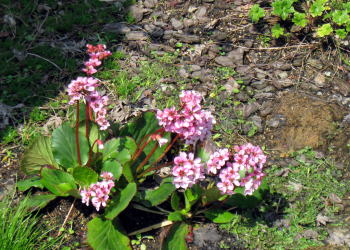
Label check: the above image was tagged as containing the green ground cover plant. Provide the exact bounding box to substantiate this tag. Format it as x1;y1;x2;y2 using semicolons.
0;191;61;250
249;0;350;39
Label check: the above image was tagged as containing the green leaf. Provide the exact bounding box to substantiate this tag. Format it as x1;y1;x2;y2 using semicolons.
196;147;210;162
73;167;98;187
87;218;131;250
139;178;176;207
104;183;137;220
102;137;137;164
41;168;77;196
249;4;265;23
168;211;184;222
271;24;285;38
17;176;44;191
292;12;308;27
317;23;333;37
21;136;58;175
163;223;189;250
52;123;89;168
171;192;182;211
332;10;349;26
343;2;350;13
201;186;224;206
25;194;57;210
119;111;160;144
102;160;123;181
272;0;295;20
310;0;328;17
204;208;235;223
184;185;202;211
336;29;348;39
224;179;269;208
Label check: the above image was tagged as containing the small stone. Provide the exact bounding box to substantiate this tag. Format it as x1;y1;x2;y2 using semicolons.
103;23;131;34
129;5;144;22
236;92;249;102
189;65;201;72
163;30;176;40
292;57;303;67
144;0;157;8
266;114;286;128
260;101;273;116
307;58;323;70
243;103;259;118
272;62;292;71
125;31;148;41
210;30;227;41
171;18;183;30
183;18;196;28
178;68;189;78
224;79;240;94
254;92;274;99
276;71;288;79
251;80;267;90
314;72;326;87
174;33;200;43
215;56;234;67
227;48;245;65
194;6;207;18
272;79;294;89
334;79;350;96
188;5;198;13
250;115;263;132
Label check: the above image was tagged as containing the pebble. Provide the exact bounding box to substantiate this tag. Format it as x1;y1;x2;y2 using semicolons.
242;103;259;118
194;6;207;19
171;18;183;30
125;31;149;41
215;56;234;67
250;115;263;132
144;0;158;8
260;101;274;116
254;92;274;99
266;114;286;128
174;33;201;43
178;68;190;78
314;72;327;88
129;5;144;22
251;80;267;90
103;23;130;34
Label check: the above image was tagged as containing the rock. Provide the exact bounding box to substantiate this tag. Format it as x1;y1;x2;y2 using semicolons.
129;5;144;22
250;115;263;132
260;101;273;116
254;92;274;99
224;79;240;94
292;57;303;67
125;31;149;41
188;5;198;13
307;58;323;70
272;62;292;71
215;56;234;67
314;72;326;87
194;6;207;19
334;78;350;96
174;33;200;43
242;103;259;118
203;0;214;2
236;92;249;102
326;228;350;247
170;18;183;30
272;79;294;89
235;65;251;74
189;64;201;72
227;47;245;65
266;114;286;128
251;80;267;90
163;30;176;40
193;224;222;248
103;23;131;34
144;0;157;8
183;18;196;28
178;68;189;78
210;30;227;41
150;27;164;38
276;70;288;79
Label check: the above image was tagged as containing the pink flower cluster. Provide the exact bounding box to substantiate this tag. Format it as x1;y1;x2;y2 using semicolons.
172;152;204;189
83;44;111;75
67;44;112;130
217;143;266;195
80;172;115;211
172;144;266;196
157;91;215;144
206;148;230;175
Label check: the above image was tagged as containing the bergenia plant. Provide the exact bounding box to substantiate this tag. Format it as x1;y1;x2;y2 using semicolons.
19;43;268;250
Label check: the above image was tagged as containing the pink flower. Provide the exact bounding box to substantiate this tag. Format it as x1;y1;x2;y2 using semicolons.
206;148;230;174
79;172;114;211
150;134;168;147
172;152;204;189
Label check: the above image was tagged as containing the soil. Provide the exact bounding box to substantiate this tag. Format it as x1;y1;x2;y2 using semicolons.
1;0;350;249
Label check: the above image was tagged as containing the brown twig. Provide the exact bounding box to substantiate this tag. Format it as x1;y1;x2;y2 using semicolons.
57;199;76;237
75;101;82;166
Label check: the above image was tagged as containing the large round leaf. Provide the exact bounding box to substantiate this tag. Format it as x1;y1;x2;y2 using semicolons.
40;168;77;196
87;217;131;250
52;123;89;168
162;222;189;250
73;167;98;187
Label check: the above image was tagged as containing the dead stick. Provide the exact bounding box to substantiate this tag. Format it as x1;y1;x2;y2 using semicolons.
57;199;76;237
128;220;173;236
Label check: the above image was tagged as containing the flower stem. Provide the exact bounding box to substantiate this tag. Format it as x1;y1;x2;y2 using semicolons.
76;101;82;166
137;162;173;178
135;142;159;174
153;134;180;166
85;101;90;139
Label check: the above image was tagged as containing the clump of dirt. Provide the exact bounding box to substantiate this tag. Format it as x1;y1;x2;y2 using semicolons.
265;92;349;162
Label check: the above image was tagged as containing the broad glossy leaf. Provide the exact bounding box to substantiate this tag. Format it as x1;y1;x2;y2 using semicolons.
168;211;184;222
140;178;176;207
102;160;123;181
73;167;98;187
17;176;44;191
201;186;224;206
41;168;77;196
52;123;89;168
21;136;58;174
204;208;236;223
171;192;182;211
25;194;57;210
119;111;160;144
162;222;189;250
104;183;137;220
87;217;131;250
102;137;137;163
184;184;201;211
